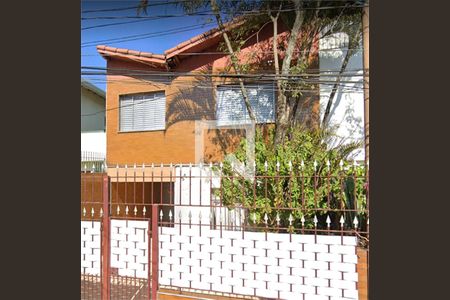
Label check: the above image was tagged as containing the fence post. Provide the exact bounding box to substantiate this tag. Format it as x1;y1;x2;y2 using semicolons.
151;205;159;299
101;175;110;300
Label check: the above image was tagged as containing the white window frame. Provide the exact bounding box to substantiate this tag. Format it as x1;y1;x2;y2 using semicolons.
118;91;166;132
215;84;276;126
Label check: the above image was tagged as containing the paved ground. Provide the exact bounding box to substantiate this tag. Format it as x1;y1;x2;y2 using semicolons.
81;274;150;300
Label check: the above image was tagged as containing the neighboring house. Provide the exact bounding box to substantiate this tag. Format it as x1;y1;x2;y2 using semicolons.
81;79;106;169
319;32;364;161
96;19;364;216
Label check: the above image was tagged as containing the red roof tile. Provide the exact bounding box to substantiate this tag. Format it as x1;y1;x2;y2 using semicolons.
96;17;245;66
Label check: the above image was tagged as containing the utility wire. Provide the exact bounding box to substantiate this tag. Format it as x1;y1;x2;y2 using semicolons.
81;9;213;30
82;78;365;89
81;66;366;77
82;23;214;47
81;47;364;56
81;0;356;13
83;79;365;95
82;0;178;14
81;3;365;30
81;81;363;118
81;7;296;20
81;73;365;85
81;4;366;20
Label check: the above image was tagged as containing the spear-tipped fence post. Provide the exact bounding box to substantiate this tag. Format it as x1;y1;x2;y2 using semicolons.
326;215;331;234
276;212;280;231
288;214;294;236
340;215;345;244
301;215;305;234
159;209;164;234
353;215;359;230
264;213;268;240
313;215;318;241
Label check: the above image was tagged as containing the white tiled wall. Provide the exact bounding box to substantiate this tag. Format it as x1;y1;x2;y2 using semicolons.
159;225;359;299
81;221;101;275
110;220;149;279
81;220;359;299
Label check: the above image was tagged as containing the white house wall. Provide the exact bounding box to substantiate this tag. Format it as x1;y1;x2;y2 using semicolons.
81;87;105;132
81;131;106;154
174;166;225;226
81;86;106;154
319;32;365;161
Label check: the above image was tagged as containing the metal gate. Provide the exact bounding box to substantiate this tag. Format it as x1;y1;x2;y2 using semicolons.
81;174;159;300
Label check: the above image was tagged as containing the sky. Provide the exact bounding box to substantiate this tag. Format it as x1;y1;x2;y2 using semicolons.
81;0;218;91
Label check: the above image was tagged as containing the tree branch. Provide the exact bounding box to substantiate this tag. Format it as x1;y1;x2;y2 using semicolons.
210;0;256;122
321;28;360;127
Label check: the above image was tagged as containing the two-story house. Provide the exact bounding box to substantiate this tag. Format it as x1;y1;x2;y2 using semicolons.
96;18;364;222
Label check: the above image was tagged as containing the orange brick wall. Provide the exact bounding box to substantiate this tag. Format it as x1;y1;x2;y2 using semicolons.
357;247;369;300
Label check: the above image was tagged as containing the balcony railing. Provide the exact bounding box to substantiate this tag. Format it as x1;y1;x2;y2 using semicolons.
81;151;105;173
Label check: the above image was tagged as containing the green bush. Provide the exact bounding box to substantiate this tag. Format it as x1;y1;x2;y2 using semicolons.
216;126;367;232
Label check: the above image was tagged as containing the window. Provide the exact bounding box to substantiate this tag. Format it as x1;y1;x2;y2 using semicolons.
119;92;166;132
216;84;275;126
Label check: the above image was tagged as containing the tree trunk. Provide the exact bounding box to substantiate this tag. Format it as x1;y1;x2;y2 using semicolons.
274;0;305;145
210;0;256;123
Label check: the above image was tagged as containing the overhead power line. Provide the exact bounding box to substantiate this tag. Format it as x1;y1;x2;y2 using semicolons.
81;0;357;14
81;4;366;20
81;22;214;47
82;0;178;14
82;75;365;87
81;8;214;30
81;66;366;78
81;47;364;56
81;7;296;20
81;2;365;30
81;80;364;118
84;77;365;94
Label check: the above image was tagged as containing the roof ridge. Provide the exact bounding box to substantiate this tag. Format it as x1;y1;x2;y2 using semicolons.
96;17;247;65
164;17;245;56
96;45;165;59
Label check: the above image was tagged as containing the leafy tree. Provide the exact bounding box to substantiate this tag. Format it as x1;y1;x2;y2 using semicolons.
137;0;364;146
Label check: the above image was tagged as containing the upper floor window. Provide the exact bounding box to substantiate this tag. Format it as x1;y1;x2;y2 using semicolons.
216;84;275;126
119;92;166;132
